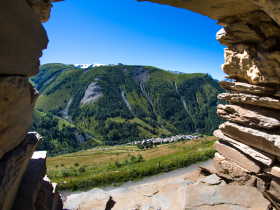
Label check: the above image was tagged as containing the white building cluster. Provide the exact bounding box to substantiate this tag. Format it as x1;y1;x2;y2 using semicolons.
85;134;202;152
125;134;201;146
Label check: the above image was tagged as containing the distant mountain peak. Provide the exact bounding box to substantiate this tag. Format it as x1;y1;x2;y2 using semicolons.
74;63;124;69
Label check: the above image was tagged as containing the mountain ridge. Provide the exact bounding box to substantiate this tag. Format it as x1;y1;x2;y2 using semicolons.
30;63;225;155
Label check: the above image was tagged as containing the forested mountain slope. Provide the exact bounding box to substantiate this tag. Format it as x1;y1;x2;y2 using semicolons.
30;63;225;154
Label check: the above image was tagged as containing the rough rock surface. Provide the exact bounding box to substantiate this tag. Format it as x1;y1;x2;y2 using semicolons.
264;164;280;178
0;133;42;210
132;185;159;197
0;77;38;159
63;162;273;209
216;23;262;47
193;174;226;186
138;0;259;22
34;176;63;210
64;167;213;210
217;104;280;129
183;185;270;210
219;121;280;156
80;81;102;105
34;176;54;210
51;183;63;210
244;175;270;192
78;189;111;210
11;151;47;210
65;188;110;210
214;129;275;166
213;153;251;184
0;0;48;76
268;177;280;203
214;140;263;173
26;0;53;23
218;92;280;109
222;45;280;85
252;0;280;26
218;81;278;95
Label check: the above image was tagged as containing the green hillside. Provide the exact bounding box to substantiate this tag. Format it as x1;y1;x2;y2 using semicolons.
30;109;101;156
30;64;225;155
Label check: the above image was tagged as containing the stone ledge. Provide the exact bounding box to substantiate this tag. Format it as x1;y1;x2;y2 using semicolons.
214;129;275;166
219;121;280;156
219;81;278;95
217;104;280;129
218;92;280;109
0;132;42;210
214;140;263;173
213;152;251;185
11;151;47;210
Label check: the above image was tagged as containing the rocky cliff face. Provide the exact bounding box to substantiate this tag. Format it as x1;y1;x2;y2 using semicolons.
0;0;63;209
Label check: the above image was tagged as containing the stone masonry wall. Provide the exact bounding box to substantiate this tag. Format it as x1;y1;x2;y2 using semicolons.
214;8;280;204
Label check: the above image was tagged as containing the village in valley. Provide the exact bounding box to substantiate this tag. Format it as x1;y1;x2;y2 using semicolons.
126;134;202;146
86;134;203;151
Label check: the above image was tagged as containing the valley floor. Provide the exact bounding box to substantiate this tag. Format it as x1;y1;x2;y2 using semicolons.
46;137;217;191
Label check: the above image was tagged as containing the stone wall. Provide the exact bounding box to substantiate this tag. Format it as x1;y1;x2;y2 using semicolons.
141;0;280;205
0;0;63;209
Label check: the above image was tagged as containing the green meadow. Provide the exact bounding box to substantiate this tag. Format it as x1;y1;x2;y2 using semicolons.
46;136;217;191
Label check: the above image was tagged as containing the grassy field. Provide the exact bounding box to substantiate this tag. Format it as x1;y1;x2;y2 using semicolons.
47;136;218;191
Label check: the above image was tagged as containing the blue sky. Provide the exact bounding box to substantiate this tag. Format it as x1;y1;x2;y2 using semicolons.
42;0;226;80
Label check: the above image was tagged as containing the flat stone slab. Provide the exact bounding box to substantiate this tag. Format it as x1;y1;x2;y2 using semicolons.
217;104;280;129
11;151;47;210
65;188;110;210
218;92;280;109
0;132;42;210
183;185;270;209
219;81;277;95
214;140;262;173
214;129;275;166
216;24;263;47
193;174;226;186
220;121;280;157
78;188;110;210
264;164;280;178
132;185;158;197
213;153;251;185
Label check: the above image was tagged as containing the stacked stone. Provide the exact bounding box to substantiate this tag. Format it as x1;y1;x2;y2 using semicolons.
0;0;63;209
214;10;280;203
